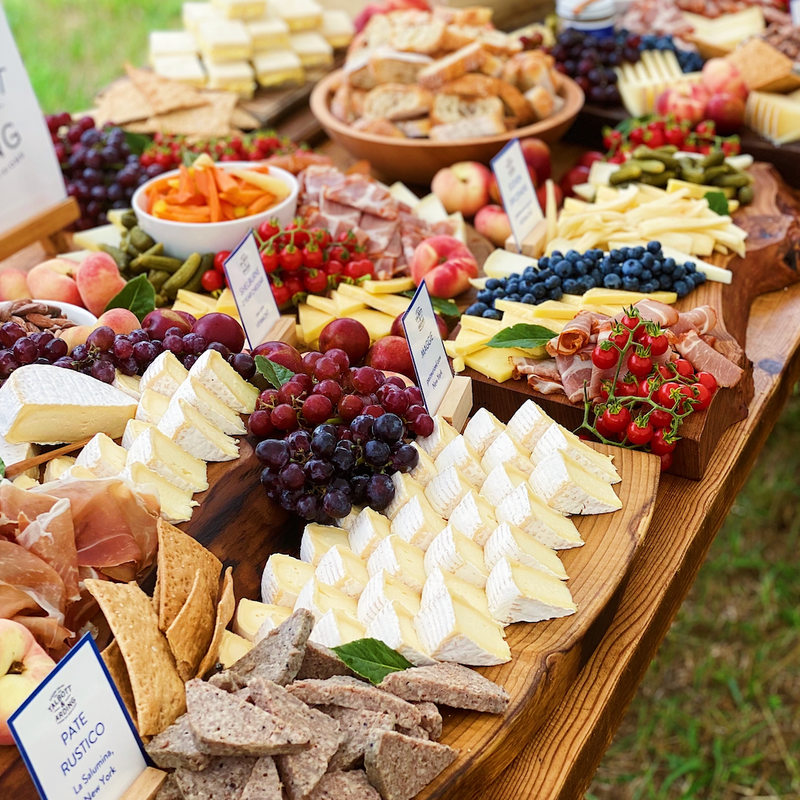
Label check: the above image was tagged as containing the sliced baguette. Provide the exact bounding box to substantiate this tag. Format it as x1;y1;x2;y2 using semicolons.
390;18;446;54
369;49;433;85
417;42;486;91
429;114;506;140
430;93;504;126
396;117;433;138
352;117;407;137
442;74;534;125
362;83;432;121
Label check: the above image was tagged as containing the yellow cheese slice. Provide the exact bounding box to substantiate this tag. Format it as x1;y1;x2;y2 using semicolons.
464;347;529;384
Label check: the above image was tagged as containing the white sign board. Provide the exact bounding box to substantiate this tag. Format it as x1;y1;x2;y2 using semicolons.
0;8;67;237
491;139;542;252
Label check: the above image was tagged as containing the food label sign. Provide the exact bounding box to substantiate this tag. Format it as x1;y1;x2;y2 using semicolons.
402;281;453;415
9;634;147;800
224;230;281;348
0;8;67;236
491;139;543;252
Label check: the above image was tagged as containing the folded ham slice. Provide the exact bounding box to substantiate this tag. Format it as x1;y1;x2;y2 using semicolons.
0;540;67;626
557;345;595;403
669;306;717;336
527;377;565;395
675;330;744;387
547;311;596;357
511;357;560;382
619;299;679;328
323;175;398;220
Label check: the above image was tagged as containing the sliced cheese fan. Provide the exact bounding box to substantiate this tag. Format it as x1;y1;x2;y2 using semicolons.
261;553;315;606
496;483;584;550
300;523;351;566
390;494;446;551
367;535;427;593
462;407;505;458
314;544;369;598
348;507;392;559
75;432;128;478
434;434;486;489
483;522;568;580
424;526;489;588
126;426;209;493
366;600;436;666
310;608;365;648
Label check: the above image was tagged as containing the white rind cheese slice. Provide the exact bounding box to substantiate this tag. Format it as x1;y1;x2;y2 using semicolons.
59;464;97;481
139;351;189;397
0;364;138;444
424;465;475;519
112;371;142;401
434;434;486;489
120;461;198;524
261;554;315;606
483;522;567;580
367;535;427;593
336;505;363;533
366;600;436;666
481;432;535;477
414;591;511;666
408;440;437;487
416;415;458;460
448;490;496;546
390;494;446;551
530;451;623;515
349;507;392;559
421;567;494;623
172;375;247;434
506;399;553;451
479;463;530;508
234;598;292;641
158;398;239;461
424;526;488;588
75;432;128;478
294;577;359;623
136;388;171;425
532;423;620;484
126;426;209;493
122;419;154;450
12;474;39;488
315;544;369;598
310;608;365;648
357;569;421;627
0;434;38;479
43;456;76;482
486;556;577;624
383;472;427;520
300;523;350;565
189;349;259;413
463;407;505;458
496;484;584;550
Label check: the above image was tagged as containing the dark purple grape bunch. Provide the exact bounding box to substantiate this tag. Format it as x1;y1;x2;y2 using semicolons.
155;326;255;379
0;321;70;380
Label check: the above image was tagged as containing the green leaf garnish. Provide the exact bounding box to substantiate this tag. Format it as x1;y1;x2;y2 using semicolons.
104;274;156;322
0;456;5;479
401;291;460;318
486;323;556;350
255;355;295;389
123;131;150;156
332;638;413;685
182;150;200;167
704;191;729;216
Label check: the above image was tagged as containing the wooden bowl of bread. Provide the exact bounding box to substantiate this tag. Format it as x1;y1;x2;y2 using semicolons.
309;7;584;184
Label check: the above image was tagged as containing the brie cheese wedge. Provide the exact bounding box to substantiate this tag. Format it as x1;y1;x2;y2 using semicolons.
416;415;458;460
112;371;142;401
126;426;209;493
139;351;189;397
530;450;623;515
12;474;39;489
75;432;128;478
336;505;363;533
261;553;315;606
424;465;475;519
390;494;446;551
315;544;369;598
479;463;530;508
366;600;436;666
348;507;392;559
172;375;247;434
0;434;38;479
532;423;620;484
448;489;496;546
189;349;259;413
136;388;171;425
384;472;427;520
158;398;239;461
408;440;437;487
122;419;153;450
483;522;567;580
506;399;553;452
357;569;421;627
294;577;359;623
367;535;427;593
43;456;76;483
120;461;198;524
59;465;98;481
463;407;505;458
300;523;350;565
486;556;577;624
424;526;489;588
421;567;494;622
234;598;292;641
434;434;486;489
310;608;365;648
481;432;535;476
496;483;584;550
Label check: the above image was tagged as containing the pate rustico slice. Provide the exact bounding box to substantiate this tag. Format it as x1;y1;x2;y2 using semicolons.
321;706;397;771
295;641;356;681
241;756;283;800
174;756;255;800
414;702;443;741
145;714;211;771
306;770;382;799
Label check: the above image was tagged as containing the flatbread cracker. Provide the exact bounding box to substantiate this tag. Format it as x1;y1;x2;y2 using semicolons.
95;79;154;126
101;641;138;728
157;519;222;632
167;567;216;681
147;91;238;138
86;579;186;737
196;567;235;679
125;63;209;115
230;106;260;130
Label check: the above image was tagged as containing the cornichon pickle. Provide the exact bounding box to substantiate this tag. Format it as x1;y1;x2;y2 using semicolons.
98;244;129;270
130;253;184;273
148;270;170;293
700;150;726;169
162;253;202;299
738;185;754;205
155;293;169;308
129;227;156;252
711;172;750;188
638;170;676;187
183;253;215;293
609;164;643;184
701;166;730;183
121;210;138;230
631;147;680;170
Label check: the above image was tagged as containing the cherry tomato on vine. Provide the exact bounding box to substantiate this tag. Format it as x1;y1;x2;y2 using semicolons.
696;371;718;393
285;221;309;248
258;219;280;242
626;418;653;446
213;250;231;273
343;259;375;280
659;452;673;471
284;274;305;297
602;405;631;434
260;247;278;273
691;382;712;411
674;358;694;377
638;375;659;399
657;381;681;408
324;259;344;276
328;244;351;263
301;242;323;270
278;244;302;271
598;380;612;403
658;363;674;379
592;345;618;370
628;350;653;378
310;228;331;248
651;428;677;455
610;328;630;349
616;375;640;398
649;408;673;429
594;413;615;439
271;282;290;306
621;313;639;331
336;230;359;251
677;384;697;412
643;332;668;356
303;269;328;294
201;269;224;292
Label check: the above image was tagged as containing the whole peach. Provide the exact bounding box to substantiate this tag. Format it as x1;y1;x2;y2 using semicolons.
411;235;479;298
474;205;512;247
26;259;82;307
94;308;141;335
431;162;492;217
75;252;126;316
0;270;30;302
702;58;748;102
520;137;552;182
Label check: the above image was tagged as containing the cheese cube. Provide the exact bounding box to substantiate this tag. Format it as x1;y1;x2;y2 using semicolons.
315;544;369;598
434;435;486;489
310;608;365;648
384;472;427;520
366;601;436;666
253;50;304;88
211;0;266;19
197;18;253;62
390;494;446;551
261;554;314;606
247;16;290;49
367;535;427;593
294;577;359;623
506;399;552;452
204;59;256;99
268;0;322;31
234;598;292;641
496;484;584;550
448;490;496;547
126;426;209;494
300;524;351;566
75;433;128;479
349;507;392;559
140;351;189;398
483;522;567;580
320;9;354;49
149;30;198;60
357;569;421;628
424;526;488;588
463;407;505;458
153;55;206;87
481;432;534;476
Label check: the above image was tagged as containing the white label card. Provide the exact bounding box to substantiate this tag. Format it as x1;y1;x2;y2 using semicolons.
9;634;147;800
401;281;453;416
491;139;542;252
224;230;280;348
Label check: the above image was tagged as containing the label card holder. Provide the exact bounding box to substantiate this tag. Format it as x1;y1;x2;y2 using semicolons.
491;139;542;252
401;281;453;416
9;634;147;800
224;230;280;349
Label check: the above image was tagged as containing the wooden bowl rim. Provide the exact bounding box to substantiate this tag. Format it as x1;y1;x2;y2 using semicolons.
309;69;585;149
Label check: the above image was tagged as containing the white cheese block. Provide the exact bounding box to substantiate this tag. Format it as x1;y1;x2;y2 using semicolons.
483;522;567;580
424;526;488;588
43;456;76;482
310;608;365;648
383;472;426;520
390;494;446;551
357;569;421;627
139;351;189;397
414;591;511;666
416;416;458;460
136;388;171;425
158;398;239;461
481;432;535;476
0;364;138;444
11;474;38;489
336;505;363;533
315;544;369;598
367;535;427;593
463;407;505;458
348;507;392;559
172;375;247;434
189;349;259;413
126;426;209;493
120;461;198;524
261;554;314;606
234;598;292;641
300;523;350;565
424;465;475;519
479;463;529;508
122;419;153;450
421;567;493;622
0;434;38;479
58;464;98;481
408;440;437;487
448;490;496;547
496;484;584;550
530;451;623;515
506;399;553;452
532;423;620;484
366;600;436;666
434;435;486;489
112;372;142;401
75;432;127;478
486;556;577;624
294;577;359;623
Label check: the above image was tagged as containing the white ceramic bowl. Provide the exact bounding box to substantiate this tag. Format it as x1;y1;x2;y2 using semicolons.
31;299;97;326
131;161;299;260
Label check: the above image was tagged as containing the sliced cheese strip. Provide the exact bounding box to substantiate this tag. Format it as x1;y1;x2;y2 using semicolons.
367;535;427;593
424;526;488;588
434;434;486;489
462;407;505;458
294;577;359;623
126;426;208;493
139;351;189;397
357;569;421;628
172;375;247;434
448;489;496;547
310;608;365;648
300;523;350;566
484;522;567;580
75;432;127;478
496;483;584;550
349;507;392;559
158;398;239;462
532;422;620;484
315;544;369;598
481;432;534;476
261;553;315;606
366;600;436;666
390;494;446;551
189;349;259;413
506;399;552;452
479;463;529;508
384;472;427;520
234;598;292;642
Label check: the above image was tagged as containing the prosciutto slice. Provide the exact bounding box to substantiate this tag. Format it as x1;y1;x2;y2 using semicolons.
511;357;560;382
620;299;679;328
557;345;595;403
670;306;718;336
318;197;362;237
359;213;400;255
528;377;565;395
675;330;744;387
323;175;398;220
0;482;58;539
0;540;67;625
547;311;596;357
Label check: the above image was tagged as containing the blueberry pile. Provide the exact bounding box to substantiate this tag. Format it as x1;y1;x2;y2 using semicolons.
636;33;704;74
465;242;706;319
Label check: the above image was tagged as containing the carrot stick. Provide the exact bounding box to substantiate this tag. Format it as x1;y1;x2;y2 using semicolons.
195;167;222;223
246;194;277;215
213;165;239;194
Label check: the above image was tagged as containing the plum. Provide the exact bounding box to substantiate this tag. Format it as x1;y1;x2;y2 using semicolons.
390;312;448;340
251;340;304;374
364;336;415;379
192;312;245;353
319;318;370;365
143;308;193;341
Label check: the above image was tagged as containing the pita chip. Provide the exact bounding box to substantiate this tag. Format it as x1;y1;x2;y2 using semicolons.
125;63;209;115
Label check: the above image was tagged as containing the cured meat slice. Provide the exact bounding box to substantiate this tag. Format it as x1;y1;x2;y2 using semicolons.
620;299;679;328
527;377;565;395
265;151;333;175
319;197;362;238
670;306;718;336
323;176;398;220
0;540;67;624
0;482;58;539
511;357;560;382
557;346;594;403
548;311;596;357
300;165;347;204
675;330;743;387
359;213;400;256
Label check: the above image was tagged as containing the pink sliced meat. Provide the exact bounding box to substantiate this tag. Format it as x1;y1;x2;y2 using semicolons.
323;175;398;220
319;197;362;238
299;165;347;204
373;256;398;279
528;377;565;395
511;357;560;381
359;213;400;255
0;540;67;625
675;330;743;387
617;299;679;328
670;306;718;336
557;346;595;403
547;311;596;357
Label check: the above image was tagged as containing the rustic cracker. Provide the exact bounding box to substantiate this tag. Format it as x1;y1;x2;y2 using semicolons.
167;567;216;681
231;105;261;130
86;579;186;737
125;63;209;115
101;640;138;728
95;79;154;126
195;567;235;678
147;91;238;138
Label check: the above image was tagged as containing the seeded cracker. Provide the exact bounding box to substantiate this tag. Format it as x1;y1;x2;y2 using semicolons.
146;91;239;138
196;566;235;678
167;567;216;680
94;79;154;127
101;641;138;727
86;580;185;737
125;63;209;115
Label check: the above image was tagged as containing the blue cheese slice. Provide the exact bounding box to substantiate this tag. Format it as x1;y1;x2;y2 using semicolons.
390;495;446;551
424;526;488;588
496;484;584;550
261;553;315;606
483;522;567;580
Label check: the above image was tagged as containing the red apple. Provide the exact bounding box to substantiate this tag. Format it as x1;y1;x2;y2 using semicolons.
319;318;371;365
578;151;605;169
519;137;552;182
410;235;479;299
390;312;448;339
173;310;197;328
655;84;709;127
559;165;591;199
364;336;415;379
251;341;304;374
0;620;56;745
143;308;193;340
191;312;245;353
431;162;492;217
536;182;563;212
705;92;746;135
702;58;748;102
474;204;512;247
